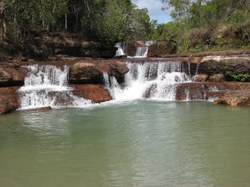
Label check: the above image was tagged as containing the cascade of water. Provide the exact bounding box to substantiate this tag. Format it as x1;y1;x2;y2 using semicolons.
196;63;200;74
114;42;126;57
104;61;191;101
128;40;155;58
134;47;149;58
19;65;91;110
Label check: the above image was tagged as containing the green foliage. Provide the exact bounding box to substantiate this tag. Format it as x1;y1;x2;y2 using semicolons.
225;73;250;82
1;0;152;44
160;0;250;53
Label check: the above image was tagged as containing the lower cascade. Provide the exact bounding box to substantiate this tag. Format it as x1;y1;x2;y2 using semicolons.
18;65;91;110
19;61;192;110
104;61;191;101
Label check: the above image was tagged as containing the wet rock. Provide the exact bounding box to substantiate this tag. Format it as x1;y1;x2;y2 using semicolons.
0;87;20;114
209;74;225;82
175;82;250;101
69;60;129;84
192;74;209;82
0;63;28;86
70;62;103;84
214;89;250;106
33;106;53;111
72;84;112;103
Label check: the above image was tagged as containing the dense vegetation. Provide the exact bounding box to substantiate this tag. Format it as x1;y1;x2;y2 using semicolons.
0;0;249;54
0;0;152;44
154;0;250;53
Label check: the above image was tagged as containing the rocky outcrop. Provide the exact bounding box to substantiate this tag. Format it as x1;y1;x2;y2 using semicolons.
148;41;177;57
208;74;225;82
0;63;28;86
192;74;209;82
195;56;250;81
0;87;20;114
69;60;129;84
72;84;112;103
175;82;250;106
22;32;117;60
1;33;117;60
214;89;250;106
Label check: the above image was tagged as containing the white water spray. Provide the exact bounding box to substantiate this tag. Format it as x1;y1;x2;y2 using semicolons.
104;61;191;101
114;42;126;57
19;65;91;110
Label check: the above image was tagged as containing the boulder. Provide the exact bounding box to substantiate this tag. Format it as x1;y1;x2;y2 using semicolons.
70;62;103;84
148;40;177;57
0;87;20;114
72;84;112;103
209;74;225;82
192;74;209;82
69;60;129;84
0;63;28;86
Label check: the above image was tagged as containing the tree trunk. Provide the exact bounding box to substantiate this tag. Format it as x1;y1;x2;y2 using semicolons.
0;18;6;40
65;13;68;30
0;1;6;40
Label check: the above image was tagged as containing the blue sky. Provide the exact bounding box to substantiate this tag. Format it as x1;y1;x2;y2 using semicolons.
132;0;172;24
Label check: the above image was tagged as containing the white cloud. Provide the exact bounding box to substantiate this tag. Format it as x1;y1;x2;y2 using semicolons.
132;0;172;23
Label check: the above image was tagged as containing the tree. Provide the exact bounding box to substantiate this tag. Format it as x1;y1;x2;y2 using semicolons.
0;1;6;40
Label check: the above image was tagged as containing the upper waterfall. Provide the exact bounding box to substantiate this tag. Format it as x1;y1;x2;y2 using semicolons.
114;42;126;57
115;41;155;58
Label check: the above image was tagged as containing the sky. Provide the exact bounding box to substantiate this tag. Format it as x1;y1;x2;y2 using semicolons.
132;0;172;24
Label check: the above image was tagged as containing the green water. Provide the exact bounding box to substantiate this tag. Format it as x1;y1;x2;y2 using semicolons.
0;101;250;187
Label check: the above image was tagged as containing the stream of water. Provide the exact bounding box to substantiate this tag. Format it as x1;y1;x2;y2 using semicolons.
0;101;250;187
1;61;250;186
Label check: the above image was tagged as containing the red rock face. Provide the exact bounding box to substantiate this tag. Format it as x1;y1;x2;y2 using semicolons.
69;60;129;84
0;87;20;114
0;63;28;86
72;84;112;103
175;82;250;106
214;89;250;106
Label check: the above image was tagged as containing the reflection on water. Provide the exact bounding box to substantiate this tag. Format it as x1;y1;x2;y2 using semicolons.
21;110;71;137
0;101;250;187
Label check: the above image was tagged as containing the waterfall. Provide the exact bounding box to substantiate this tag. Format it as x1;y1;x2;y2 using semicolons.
134;47;148;58
114;42;126;57
133;41;155;58
18;65;91;110
104;61;191;101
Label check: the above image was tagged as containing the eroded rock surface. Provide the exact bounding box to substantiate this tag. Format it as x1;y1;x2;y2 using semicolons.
0;63;28;86
214;89;250;106
72;84;112;103
0;87;20;114
69;60;129;84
